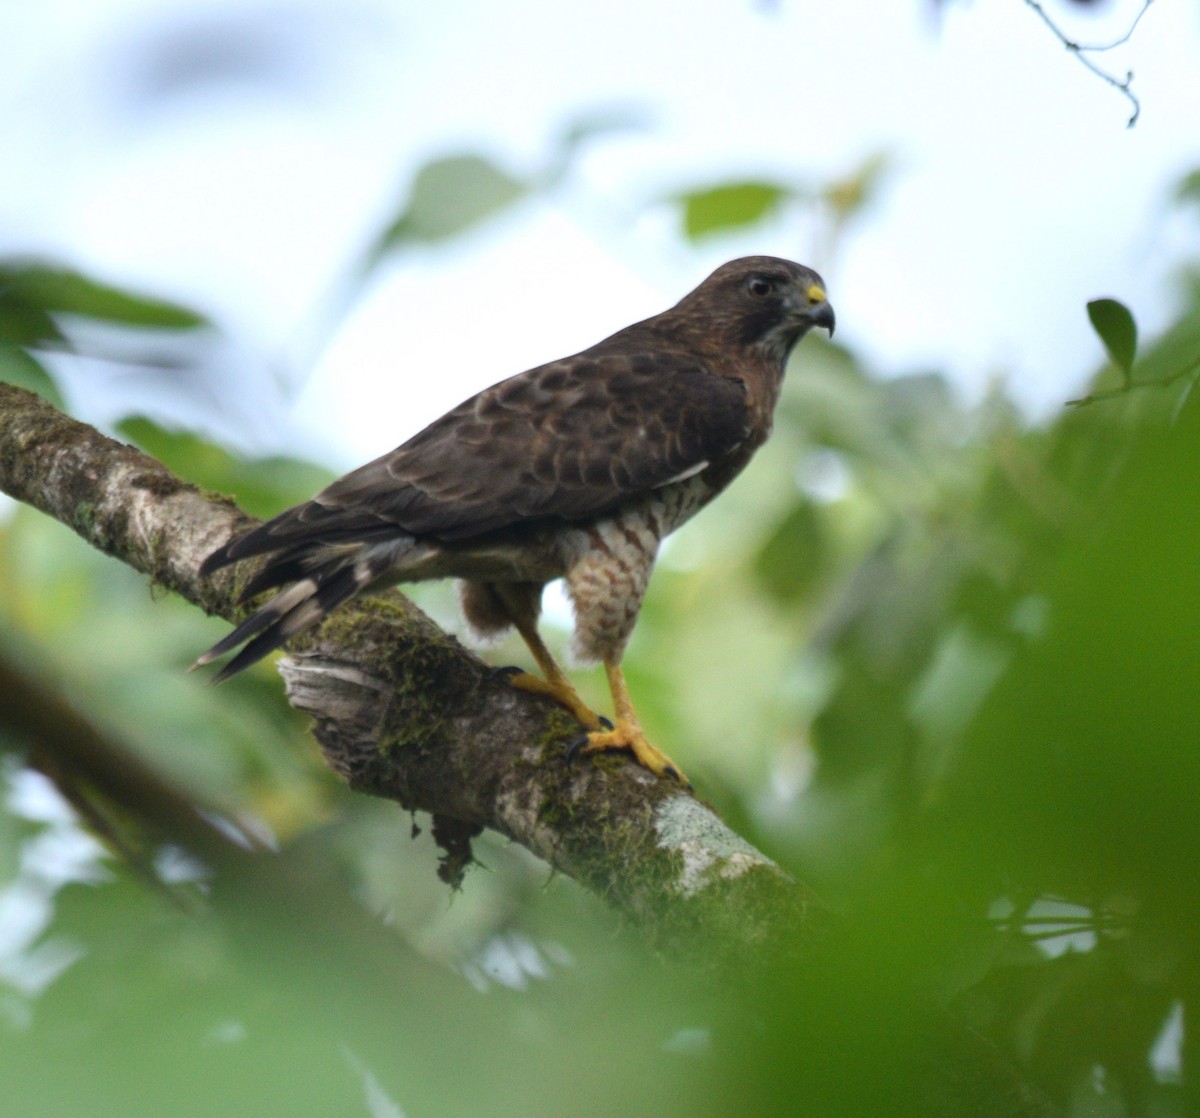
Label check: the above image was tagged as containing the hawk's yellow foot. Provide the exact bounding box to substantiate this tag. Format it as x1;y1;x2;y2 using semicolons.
573;722;690;789
506;669;604;730
569;661;690;788
498;615;610;730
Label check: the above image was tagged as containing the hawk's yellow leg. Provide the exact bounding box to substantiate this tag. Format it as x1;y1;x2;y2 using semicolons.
507;618;603;731
578;662;690;788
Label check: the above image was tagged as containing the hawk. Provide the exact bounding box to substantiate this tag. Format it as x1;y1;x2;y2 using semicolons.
194;256;834;786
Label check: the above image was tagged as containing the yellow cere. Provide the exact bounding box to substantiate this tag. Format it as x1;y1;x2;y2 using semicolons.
806;284;827;304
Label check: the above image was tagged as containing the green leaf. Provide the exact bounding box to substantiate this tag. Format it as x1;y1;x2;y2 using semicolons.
371;154;527;259
1174;169;1200;210
676;181;790;239
0;346;64;408
1087;297;1137;379
0;262;207;330
0;297;63;347
117;416;334;518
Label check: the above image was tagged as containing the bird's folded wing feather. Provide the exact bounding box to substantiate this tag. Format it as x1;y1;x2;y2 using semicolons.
203;350;749;571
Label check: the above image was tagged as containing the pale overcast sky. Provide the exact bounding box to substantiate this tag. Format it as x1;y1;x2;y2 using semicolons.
3;0;1199;465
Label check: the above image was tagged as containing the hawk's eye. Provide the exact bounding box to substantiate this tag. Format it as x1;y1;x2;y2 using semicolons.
747;276;775;297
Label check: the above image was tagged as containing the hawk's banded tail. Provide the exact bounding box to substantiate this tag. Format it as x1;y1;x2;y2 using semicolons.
191;538;412;682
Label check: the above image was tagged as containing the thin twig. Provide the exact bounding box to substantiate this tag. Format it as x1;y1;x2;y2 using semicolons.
1022;0;1153;128
1066;354;1200;408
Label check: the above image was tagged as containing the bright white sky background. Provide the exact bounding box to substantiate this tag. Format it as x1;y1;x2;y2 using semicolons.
2;0;1199;467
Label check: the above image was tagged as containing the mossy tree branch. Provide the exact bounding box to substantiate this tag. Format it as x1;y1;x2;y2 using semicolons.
0;380;816;960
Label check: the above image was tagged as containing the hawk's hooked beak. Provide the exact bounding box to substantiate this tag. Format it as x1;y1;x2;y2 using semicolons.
802;283;835;337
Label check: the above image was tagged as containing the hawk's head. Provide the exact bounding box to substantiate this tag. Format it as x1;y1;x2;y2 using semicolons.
678;255;835;366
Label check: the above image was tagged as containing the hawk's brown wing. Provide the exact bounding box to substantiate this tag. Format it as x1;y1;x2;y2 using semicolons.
204;350;749;570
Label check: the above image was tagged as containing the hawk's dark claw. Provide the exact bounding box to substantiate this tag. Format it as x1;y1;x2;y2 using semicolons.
565;731;591;764
486;664;525;682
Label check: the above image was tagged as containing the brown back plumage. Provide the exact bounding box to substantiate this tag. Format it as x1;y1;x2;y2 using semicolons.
195;255;833;680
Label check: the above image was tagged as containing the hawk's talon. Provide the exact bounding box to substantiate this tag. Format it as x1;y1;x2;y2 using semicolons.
486;664;524;682
573;724;691;789
564;732;591;764
598;715;614;731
